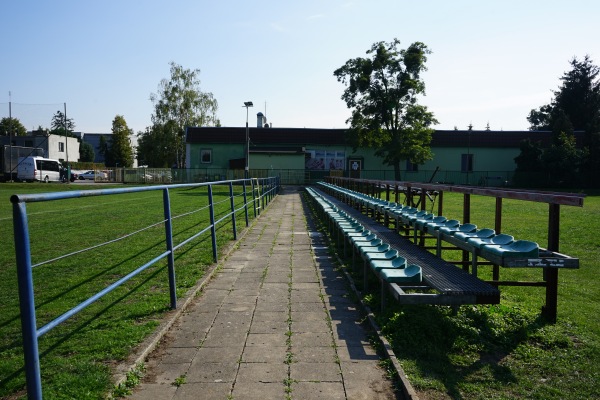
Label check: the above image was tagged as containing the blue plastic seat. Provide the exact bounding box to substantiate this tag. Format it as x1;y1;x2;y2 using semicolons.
370;256;407;271
359;244;391;257
439;223;477;236
420;215;446;230
480;240;539;259
454;228;495;242
428;219;460;232
380;264;422;283
467;233;514;249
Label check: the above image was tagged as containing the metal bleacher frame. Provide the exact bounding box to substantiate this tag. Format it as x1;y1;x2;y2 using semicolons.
321;177;584;322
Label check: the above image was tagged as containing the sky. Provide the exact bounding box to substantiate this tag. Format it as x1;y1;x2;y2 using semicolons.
1;0;599;136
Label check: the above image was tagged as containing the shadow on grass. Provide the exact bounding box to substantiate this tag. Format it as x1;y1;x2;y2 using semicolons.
371;299;550;399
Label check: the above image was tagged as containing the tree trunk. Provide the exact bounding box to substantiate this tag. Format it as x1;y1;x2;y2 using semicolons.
393;160;402;181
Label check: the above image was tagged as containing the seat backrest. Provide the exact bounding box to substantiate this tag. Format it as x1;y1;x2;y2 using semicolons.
444;219;460;228
458;223;477;233
491;233;514;245
393;257;408;268
384;250;399;259
376;244;391;252
432;216;447;224
508;240;539;251
476;228;495;238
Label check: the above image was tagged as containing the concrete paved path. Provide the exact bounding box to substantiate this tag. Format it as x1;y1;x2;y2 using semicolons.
129;187;397;399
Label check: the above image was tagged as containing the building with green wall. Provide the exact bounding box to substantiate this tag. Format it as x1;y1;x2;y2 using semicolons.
185;119;579;185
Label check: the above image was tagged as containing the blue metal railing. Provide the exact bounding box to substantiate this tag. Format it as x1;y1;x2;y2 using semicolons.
11;176;280;399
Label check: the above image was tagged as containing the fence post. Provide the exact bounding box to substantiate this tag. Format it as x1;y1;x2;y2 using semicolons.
12;200;43;399
243;179;249;226
543;203;560;323
162;188;177;309
229;182;237;240
208;184;218;262
252;179;257;218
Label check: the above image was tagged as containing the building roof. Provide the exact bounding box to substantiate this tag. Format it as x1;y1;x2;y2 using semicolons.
186;127;347;146
186;127;584;148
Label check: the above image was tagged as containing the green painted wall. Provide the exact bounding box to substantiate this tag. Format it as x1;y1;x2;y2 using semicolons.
187;143;519;173
250;153;305;169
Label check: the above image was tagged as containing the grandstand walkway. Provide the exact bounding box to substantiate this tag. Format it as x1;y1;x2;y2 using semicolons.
129;186;397;400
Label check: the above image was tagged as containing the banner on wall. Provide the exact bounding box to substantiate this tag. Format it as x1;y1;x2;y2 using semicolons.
305;149;346;170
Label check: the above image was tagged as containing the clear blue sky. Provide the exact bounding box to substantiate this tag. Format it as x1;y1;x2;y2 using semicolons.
1;0;598;135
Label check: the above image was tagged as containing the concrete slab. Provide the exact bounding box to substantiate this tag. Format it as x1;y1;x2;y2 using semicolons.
290;362;343;382
126;187;398;400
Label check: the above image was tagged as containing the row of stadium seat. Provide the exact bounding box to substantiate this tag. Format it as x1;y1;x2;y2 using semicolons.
305;187;422;295
317;182;540;272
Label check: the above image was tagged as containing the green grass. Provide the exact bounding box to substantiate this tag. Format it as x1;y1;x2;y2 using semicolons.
0;182;257;399
313;190;600;399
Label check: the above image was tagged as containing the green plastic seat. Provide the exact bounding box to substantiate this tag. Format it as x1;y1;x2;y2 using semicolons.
413;213;436;228
370;256;407;271
364;249;398;262
359;244;391;257
467;233;514;249
416;215;444;231
350;234;378;244
480;240;539;259
380;264;422;283
454;228;495;242
439;223;477;236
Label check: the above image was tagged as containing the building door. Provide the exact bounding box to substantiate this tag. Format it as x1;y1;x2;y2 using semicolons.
348;159;362;178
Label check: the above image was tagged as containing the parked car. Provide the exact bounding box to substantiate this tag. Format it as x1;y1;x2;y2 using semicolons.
78;170;108;180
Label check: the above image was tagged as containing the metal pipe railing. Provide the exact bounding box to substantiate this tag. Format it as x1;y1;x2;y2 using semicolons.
11;176;280;399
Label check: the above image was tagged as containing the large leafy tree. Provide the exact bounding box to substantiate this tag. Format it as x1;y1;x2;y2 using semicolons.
50;110;76;136
0;117;27;137
147;62;220;168
334;39;437;180
136;121;178;167
79;141;95;162
108;115;134;167
526;55;600;186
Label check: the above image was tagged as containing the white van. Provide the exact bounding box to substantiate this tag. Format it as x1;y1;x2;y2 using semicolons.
17;156;64;183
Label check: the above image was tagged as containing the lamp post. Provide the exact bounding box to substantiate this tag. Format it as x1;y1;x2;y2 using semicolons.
243;101;253;179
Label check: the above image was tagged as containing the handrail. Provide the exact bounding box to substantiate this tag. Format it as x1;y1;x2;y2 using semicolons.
11;176;280;399
327;177;585;207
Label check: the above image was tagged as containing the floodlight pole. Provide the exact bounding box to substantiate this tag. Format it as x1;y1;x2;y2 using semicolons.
243;101;253;179
9;94;13;182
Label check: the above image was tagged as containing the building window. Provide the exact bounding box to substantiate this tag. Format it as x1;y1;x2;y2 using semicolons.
200;149;212;164
461;154;473;172
58;142;65;152
406;160;418;172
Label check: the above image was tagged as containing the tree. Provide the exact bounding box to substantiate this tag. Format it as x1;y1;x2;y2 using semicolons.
334;39;437;180
98;135;111;166
50;110;76;136
108;115;134;167
526;55;600;186
136;122;178;167
149;62;220;168
79;141;95;162
0;117;27;137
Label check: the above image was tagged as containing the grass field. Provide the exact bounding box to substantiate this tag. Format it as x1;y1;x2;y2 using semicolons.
0;182;256;399
1;183;599;399
337;191;600;399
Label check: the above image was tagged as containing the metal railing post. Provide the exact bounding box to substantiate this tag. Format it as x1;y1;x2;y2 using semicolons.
252;179;257;218
243;179;249;226
208;184;218;262
162;188;177;309
229;182;237;240
12;200;43;399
